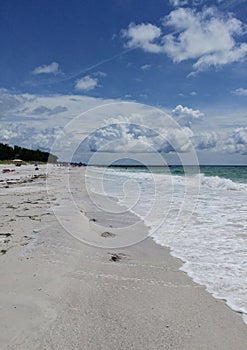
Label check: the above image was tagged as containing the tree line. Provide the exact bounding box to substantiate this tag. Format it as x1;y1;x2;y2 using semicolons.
0;143;58;163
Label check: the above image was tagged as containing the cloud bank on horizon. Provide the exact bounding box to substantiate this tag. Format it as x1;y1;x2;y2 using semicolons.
0;92;247;164
0;0;247;164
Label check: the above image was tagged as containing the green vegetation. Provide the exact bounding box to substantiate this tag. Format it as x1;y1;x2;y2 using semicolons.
0;143;58;163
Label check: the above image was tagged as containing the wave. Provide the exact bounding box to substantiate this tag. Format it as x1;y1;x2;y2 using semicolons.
199;174;247;191
84;165;247;325
87;166;247;194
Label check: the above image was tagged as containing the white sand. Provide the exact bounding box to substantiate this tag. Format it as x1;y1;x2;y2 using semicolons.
0;165;246;349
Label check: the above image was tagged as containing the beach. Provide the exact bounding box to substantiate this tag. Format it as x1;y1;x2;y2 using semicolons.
0;164;247;350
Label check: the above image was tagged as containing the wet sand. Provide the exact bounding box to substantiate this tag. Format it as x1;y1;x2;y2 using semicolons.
0;165;246;349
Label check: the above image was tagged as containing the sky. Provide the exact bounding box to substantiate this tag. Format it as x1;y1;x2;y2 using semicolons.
0;0;247;164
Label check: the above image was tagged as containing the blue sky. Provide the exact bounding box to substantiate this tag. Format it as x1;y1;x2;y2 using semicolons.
0;0;247;164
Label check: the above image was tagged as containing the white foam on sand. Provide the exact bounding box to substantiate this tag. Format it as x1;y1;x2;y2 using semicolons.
86;166;247;325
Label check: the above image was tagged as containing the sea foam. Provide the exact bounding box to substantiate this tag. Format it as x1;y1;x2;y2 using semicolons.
86;166;247;325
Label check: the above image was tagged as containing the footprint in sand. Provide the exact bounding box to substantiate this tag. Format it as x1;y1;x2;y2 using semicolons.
101;231;116;238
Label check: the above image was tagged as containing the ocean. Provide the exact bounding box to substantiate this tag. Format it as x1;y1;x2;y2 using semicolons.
85;165;247;325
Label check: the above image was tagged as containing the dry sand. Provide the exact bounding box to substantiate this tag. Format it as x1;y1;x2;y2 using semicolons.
0;164;246;349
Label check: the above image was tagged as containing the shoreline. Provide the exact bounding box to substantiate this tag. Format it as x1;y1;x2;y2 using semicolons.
0;165;247;349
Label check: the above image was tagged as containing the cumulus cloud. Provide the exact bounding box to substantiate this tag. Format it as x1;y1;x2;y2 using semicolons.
88;124;158;153
75;75;99;91
163;7;247;71
122;23;162;53
2;91;244;162
141;64;151;70
159;127;194;153
32;62;60;75
0;123;63;152
190;91;197;96
122;7;247;72
81;119;194;155
232;88;247;96
172;105;204;127
193;131;218;150
224;127;247;154
86;124;144;153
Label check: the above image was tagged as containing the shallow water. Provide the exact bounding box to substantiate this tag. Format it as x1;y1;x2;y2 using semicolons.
85;165;247;325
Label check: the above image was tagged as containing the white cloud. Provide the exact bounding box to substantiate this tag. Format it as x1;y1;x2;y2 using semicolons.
122;7;247;72
232;88;247;96
159;127;194;153
122;23;162;53
78;110;196;155
141;64;151;70
82;122;193;154
163;7;247;71
75;76;99;91
192;43;247;72
190;91;197;96
24;97;195;157
0;123;63;152
216;0;247;9
224;127;247;154
32;62;59;75
172;105;203;127
0;93;113;154
170;0;208;6
93;71;107;77
0;92;246;162
169;0;189;6
193;131;218;150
